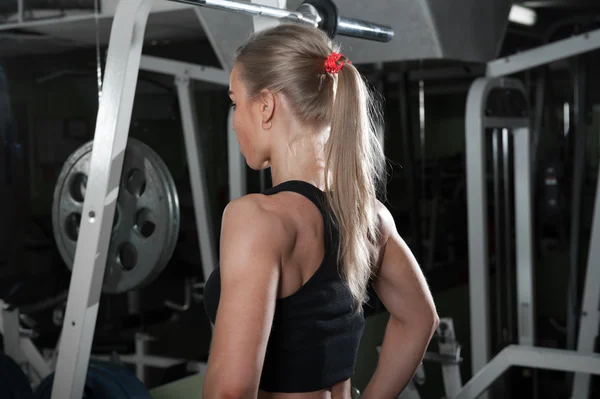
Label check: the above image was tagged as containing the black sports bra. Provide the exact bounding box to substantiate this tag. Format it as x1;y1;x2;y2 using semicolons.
203;180;365;393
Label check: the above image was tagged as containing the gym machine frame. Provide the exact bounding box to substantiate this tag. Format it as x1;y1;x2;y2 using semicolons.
0;25;232;395
47;0;392;397
459;27;600;399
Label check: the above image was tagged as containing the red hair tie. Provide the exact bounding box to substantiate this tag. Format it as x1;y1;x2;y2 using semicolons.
324;52;350;74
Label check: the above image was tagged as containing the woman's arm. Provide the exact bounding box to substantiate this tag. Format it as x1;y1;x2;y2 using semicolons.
202;196;289;399
362;203;439;399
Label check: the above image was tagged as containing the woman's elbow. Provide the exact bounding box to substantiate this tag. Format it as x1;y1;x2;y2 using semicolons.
429;309;440;333
415;304;440;334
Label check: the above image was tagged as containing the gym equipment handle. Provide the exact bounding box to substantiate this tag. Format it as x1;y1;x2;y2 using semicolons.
169;0;394;42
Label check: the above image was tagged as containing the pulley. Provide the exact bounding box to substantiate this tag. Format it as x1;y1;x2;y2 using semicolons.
33;360;152;399
52;138;180;294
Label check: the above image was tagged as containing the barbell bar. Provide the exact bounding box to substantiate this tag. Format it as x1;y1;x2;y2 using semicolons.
168;0;394;42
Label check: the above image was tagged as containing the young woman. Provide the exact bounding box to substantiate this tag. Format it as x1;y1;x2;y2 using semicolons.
203;23;439;399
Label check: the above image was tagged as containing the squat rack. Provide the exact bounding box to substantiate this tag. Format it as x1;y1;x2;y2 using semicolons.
48;0;392;398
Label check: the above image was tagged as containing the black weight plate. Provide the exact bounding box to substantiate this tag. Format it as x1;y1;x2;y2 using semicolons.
0;354;34;399
51;138;180;294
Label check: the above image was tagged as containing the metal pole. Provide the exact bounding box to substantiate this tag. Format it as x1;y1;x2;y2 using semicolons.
566;54;587;361
502;128;514;345
492;128;505;350
175;76;218;282
398;71;421;262
571;155;600;398
465;79;492;399
50;1;154;398
167;0;394;42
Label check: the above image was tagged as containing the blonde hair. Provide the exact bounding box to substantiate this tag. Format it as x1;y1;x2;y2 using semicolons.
235;24;386;307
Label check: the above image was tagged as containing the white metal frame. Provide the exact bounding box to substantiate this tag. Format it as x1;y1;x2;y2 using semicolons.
454;345;600;399
461;27;600;399
45;0;236;396
50;2;153;397
486;27;600;77
437;318;463;398
0;301;53;386
464;77;535;399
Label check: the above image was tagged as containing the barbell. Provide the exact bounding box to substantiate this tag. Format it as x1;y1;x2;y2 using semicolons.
169;0;394;42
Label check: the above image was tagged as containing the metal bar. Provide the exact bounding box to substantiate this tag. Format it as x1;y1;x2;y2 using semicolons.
486;28;600;77
438;318;463;398
0;302;52;385
50;1;154;398
227;107;246;200
20;337;52;384
465;78;492;399
454;345;600;399
398;72;421;262
513;127;535;347
175;76;218;283
571;166;600;398
167;0;394;42
502;129;514;344
492;128;505;350
140;55;229;86
566;55;588;359
134;333;149;383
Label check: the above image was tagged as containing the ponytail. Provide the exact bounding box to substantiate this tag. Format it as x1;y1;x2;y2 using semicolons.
324;62;386;309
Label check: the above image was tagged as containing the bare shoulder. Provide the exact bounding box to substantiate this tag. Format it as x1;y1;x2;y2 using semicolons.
221;194;291;254
375;199;395;228
375;200;396;243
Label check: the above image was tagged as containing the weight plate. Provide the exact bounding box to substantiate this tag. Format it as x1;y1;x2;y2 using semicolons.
0;353;34;399
52;138;180;294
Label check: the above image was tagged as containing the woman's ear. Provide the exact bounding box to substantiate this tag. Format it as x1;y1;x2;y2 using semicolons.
259;89;275;123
